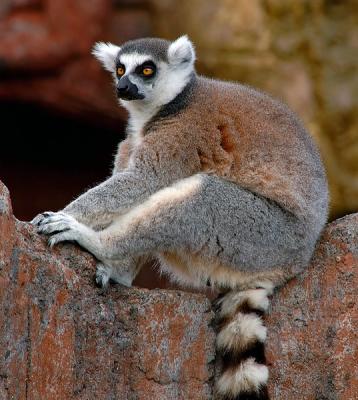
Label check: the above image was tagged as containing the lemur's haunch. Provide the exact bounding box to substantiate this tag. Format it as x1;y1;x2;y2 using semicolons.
32;36;328;399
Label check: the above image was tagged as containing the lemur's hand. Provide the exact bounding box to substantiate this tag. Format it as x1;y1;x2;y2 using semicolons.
31;211;88;247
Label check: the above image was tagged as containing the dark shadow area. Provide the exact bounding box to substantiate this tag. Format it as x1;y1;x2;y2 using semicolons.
0;101;124;221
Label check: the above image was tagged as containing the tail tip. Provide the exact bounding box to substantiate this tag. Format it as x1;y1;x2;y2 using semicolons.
216;359;269;399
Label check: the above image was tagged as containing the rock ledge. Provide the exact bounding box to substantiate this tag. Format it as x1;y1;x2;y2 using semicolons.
0;180;357;399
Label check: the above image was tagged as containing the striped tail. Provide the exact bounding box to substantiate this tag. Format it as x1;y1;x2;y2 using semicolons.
214;288;271;400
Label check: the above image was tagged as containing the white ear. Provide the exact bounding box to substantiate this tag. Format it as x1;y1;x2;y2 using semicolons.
168;35;195;66
92;42;121;72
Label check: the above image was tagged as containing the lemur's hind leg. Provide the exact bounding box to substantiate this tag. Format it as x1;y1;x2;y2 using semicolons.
35;173;309;289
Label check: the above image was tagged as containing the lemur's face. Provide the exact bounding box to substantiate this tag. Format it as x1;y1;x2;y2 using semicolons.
92;36;196;108
114;54;160;102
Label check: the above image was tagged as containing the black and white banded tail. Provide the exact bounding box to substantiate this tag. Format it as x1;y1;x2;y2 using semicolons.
214;288;271;400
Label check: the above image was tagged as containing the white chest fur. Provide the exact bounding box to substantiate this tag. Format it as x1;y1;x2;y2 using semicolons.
125;101;159;150
127;113;146;149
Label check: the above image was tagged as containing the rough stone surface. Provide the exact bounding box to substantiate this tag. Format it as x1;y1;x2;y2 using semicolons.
0;181;215;400
0;179;357;399
266;213;358;399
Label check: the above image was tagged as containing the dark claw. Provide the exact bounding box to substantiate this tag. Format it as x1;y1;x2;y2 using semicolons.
38;218;55;226
95;275;102;287
42;212;55;218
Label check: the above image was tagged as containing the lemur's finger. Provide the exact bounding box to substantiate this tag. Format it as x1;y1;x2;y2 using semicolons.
38;221;71;235
38;214;73;227
33;212;75;233
31;211;56;226
31;214;45;225
48;231;75;247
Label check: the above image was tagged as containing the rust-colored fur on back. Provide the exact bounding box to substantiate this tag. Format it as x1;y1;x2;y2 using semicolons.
144;77;326;222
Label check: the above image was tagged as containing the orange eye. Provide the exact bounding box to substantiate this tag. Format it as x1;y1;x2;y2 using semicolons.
117;67;125;76
143;67;154;76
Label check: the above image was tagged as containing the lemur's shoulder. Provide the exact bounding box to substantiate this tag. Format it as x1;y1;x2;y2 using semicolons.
188;75;309;137
141;74;327;219
146;74;310;145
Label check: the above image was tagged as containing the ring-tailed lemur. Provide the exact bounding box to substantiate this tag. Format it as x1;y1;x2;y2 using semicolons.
32;36;328;399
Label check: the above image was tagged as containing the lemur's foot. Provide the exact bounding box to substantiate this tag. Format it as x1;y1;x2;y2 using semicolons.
95;263;112;288
95;261;135;288
32;211;88;247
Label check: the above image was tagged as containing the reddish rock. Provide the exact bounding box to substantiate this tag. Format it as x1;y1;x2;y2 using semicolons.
0;182;15;269
266;214;358;399
0;180;215;399
0;179;357;399
0;0;152;126
0;1;107;70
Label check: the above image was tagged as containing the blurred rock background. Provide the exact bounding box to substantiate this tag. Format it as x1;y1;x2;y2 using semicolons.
0;0;357;238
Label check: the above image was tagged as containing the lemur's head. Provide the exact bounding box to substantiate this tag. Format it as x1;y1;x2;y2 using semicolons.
92;36;196;110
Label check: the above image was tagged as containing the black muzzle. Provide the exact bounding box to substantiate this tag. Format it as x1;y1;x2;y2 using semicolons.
116;76;145;100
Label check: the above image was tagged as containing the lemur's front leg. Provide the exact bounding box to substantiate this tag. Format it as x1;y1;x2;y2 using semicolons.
34;174;206;288
31;170;153;229
32;130;200;229
33;130;201;285
35;211;101;251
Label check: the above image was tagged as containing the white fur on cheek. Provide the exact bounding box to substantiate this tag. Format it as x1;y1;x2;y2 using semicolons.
146;62;192;108
92;42;121;72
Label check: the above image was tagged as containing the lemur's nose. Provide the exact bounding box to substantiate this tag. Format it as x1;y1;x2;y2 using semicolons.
117;76;130;94
116;76;145;100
